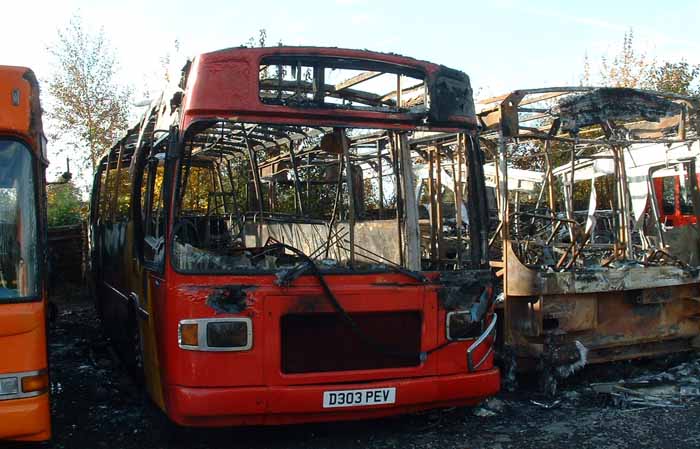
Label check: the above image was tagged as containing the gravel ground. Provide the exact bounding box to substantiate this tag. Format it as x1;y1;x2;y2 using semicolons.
30;298;700;449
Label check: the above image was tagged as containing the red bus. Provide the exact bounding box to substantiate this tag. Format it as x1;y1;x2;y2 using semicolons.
0;66;51;441
654;169;698;227
89;47;498;427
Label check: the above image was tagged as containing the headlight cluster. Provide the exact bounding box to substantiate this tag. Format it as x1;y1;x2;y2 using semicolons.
0;377;19;396
0;370;49;400
446;311;483;341
178;318;252;351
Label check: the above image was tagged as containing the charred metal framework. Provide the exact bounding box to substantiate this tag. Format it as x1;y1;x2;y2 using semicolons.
479;86;700;388
89;47;500;427
167;120;490;276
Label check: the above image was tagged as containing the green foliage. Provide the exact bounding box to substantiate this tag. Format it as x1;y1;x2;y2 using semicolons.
645;62;700;96
47;181;84;227
599;29;653;88
47;14;132;174
586;29;700;95
303;164;340;219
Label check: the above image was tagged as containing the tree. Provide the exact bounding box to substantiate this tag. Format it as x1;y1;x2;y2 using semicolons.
160;39;180;85
580;52;591;86
645;62;700;96
46;14;132;175
585;29;700;95
599;29;654;88
47;181;84;227
246;29;268;47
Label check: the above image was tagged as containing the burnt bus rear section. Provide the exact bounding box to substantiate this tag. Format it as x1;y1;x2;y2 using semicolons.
480;87;700;389
151;47;499;425
505;247;700;372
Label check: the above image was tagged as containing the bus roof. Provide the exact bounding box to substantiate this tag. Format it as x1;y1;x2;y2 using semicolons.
179;46;476;130
0;65;45;153
99;47;477;168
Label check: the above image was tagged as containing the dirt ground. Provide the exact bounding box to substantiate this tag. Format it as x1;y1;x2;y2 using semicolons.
20;296;700;449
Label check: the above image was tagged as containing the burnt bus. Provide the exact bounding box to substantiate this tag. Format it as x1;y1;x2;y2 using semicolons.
89;47;498;426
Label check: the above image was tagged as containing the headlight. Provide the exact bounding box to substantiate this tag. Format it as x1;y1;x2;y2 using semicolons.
0;370;48;400
446;311;483;341
207;321;249;348
0;377;19;396
178;318;252;351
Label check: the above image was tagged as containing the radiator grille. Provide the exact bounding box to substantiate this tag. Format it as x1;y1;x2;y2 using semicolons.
281;311;422;374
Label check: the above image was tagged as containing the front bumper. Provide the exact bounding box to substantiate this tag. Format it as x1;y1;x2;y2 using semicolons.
0;393;51;442
166;368;500;427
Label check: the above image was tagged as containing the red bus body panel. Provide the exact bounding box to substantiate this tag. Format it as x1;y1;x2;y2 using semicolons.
156;272;498;426
654;175;700;227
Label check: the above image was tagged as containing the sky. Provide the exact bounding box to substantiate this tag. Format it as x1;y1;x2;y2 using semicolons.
2;0;699;179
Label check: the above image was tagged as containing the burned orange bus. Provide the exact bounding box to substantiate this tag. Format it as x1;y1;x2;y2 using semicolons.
0;66;51;441
89;47;498;427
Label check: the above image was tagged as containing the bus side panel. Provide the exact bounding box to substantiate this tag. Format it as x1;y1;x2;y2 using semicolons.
143;270;167;411
96;222;132;347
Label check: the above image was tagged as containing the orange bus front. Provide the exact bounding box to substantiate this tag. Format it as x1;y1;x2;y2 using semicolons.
0;66;50;442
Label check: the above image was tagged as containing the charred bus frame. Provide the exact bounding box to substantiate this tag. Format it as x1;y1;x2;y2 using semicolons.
479;86;700;392
89;47;499;427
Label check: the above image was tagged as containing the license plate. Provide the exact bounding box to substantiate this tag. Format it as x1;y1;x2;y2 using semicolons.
322;387;396;408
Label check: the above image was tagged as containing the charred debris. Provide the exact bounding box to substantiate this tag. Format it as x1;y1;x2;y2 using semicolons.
478;86;700;392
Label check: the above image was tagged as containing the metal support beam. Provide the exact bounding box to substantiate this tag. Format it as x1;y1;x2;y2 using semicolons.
287;142;305;216
343;132;356;266
399;132;421;271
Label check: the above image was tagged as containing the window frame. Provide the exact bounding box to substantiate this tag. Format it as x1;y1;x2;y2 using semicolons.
132;135;170;273
168;119;477;276
0;137;43;303
258;55;428;115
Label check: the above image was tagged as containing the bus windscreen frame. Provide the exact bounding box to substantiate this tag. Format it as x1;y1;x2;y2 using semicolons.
0;139;40;302
259;55;429;114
